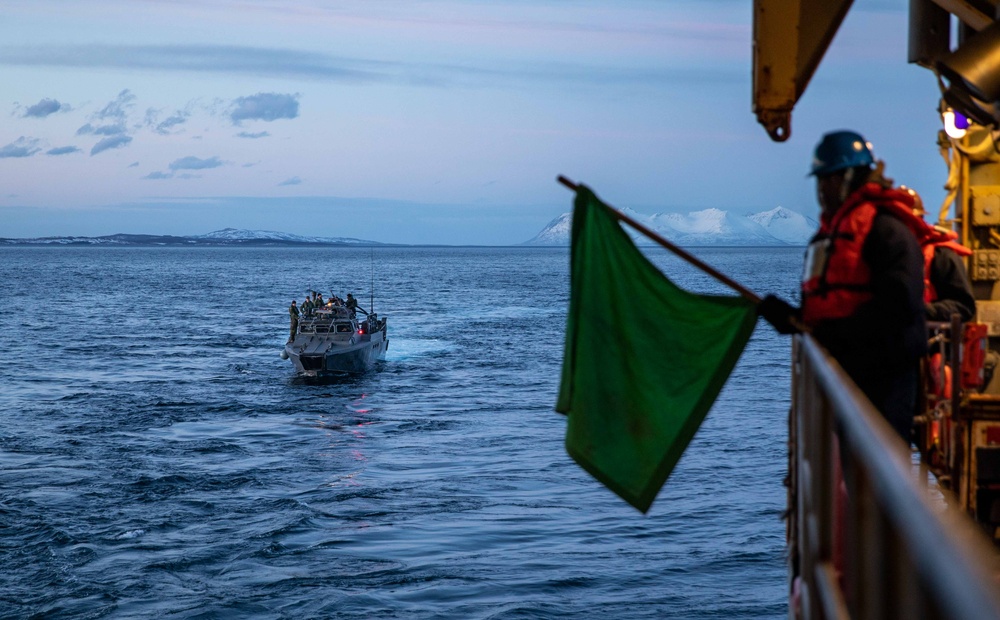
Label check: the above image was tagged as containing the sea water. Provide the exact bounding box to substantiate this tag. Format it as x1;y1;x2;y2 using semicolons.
0;246;801;619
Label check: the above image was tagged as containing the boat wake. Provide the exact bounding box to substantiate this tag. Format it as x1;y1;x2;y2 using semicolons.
384;338;454;361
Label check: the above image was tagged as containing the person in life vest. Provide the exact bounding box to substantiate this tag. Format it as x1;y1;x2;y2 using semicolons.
758;130;928;442
898;186;976;322
898;187;975;400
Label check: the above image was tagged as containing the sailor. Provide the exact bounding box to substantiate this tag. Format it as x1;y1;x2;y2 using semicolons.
898;187;976;400
759;130;928;442
288;300;299;343
302;296;314;318
316;293;325;307
899;187;975;322
346;293;358;316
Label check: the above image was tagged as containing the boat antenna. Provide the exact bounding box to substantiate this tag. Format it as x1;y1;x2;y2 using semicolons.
370;246;375;315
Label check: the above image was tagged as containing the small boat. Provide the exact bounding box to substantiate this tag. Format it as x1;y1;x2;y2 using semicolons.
282;305;388;375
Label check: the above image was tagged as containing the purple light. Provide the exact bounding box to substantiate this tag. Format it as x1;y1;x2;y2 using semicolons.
955;111;970;130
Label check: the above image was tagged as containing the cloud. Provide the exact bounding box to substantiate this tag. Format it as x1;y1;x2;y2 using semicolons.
0;43;743;90
278;176;302;186
145;108;190;135
0;45;383;83
168;155;223;171
78;90;136;146
47;145;81;155
0;137;42;158
230;93;299;125
97;89;136;121
157;112;189;133
236;131;270;139
90;135;133;155
77;122;126;136
23;98;65;118
128;161;139;168
140;170;208;180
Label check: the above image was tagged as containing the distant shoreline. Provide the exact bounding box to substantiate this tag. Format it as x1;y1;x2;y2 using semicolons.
0;240;806;249
0;238;398;248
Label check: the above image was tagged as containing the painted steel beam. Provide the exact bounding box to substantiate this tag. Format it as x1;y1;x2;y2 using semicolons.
752;0;854;141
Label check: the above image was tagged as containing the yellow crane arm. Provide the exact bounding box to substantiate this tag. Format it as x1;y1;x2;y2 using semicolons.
752;0;854;141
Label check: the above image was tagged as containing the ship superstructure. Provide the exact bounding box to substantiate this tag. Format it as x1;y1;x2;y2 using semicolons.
753;1;1000;617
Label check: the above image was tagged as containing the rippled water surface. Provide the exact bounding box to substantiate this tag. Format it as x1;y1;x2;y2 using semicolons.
0;246;800;619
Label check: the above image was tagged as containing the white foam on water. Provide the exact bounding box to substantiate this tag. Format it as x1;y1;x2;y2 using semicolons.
384;338;455;361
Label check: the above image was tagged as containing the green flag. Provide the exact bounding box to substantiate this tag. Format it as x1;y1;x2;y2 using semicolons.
556;185;759;513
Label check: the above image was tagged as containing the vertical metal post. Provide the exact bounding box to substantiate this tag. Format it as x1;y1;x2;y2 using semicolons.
952;314;963;423
789;338;801;614
960;142;970;249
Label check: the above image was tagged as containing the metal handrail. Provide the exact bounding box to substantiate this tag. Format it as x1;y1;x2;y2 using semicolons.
793;334;1000;619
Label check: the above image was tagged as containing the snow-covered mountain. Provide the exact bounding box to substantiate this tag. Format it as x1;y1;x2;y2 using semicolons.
648;208;780;246
528;214;572;245
193;228;373;244
2;229;384;246
524;206;816;246
746;207;817;244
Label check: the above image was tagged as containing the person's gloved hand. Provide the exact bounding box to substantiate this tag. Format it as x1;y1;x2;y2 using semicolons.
757;294;801;335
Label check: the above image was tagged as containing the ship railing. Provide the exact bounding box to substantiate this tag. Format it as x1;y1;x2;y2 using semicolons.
791;334;1000;620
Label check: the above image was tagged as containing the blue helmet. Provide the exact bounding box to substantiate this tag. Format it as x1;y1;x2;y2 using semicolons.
810;130;874;177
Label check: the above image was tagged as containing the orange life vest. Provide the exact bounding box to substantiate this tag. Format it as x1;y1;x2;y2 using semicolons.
919;228;972;303
802;183;929;326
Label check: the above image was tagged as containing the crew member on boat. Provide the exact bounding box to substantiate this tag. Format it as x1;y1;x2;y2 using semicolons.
759;130;927;442
899;187;976;322
346;293;358;316
896;186;976;400
302;295;314;318
288;300;299;343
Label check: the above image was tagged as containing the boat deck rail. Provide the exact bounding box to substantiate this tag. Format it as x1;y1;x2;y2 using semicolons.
297;318;355;334
791;334;1000;619
295;308;386;337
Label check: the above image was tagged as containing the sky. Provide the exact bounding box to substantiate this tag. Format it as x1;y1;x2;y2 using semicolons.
0;0;949;244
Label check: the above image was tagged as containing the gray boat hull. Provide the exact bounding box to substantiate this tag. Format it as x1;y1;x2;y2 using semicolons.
288;333;388;375
284;308;388;376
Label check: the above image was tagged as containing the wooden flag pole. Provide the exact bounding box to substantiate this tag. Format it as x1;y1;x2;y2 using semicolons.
557;175;762;304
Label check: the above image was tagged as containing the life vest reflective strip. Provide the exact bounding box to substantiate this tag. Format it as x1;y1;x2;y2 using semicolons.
801;183;929;326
